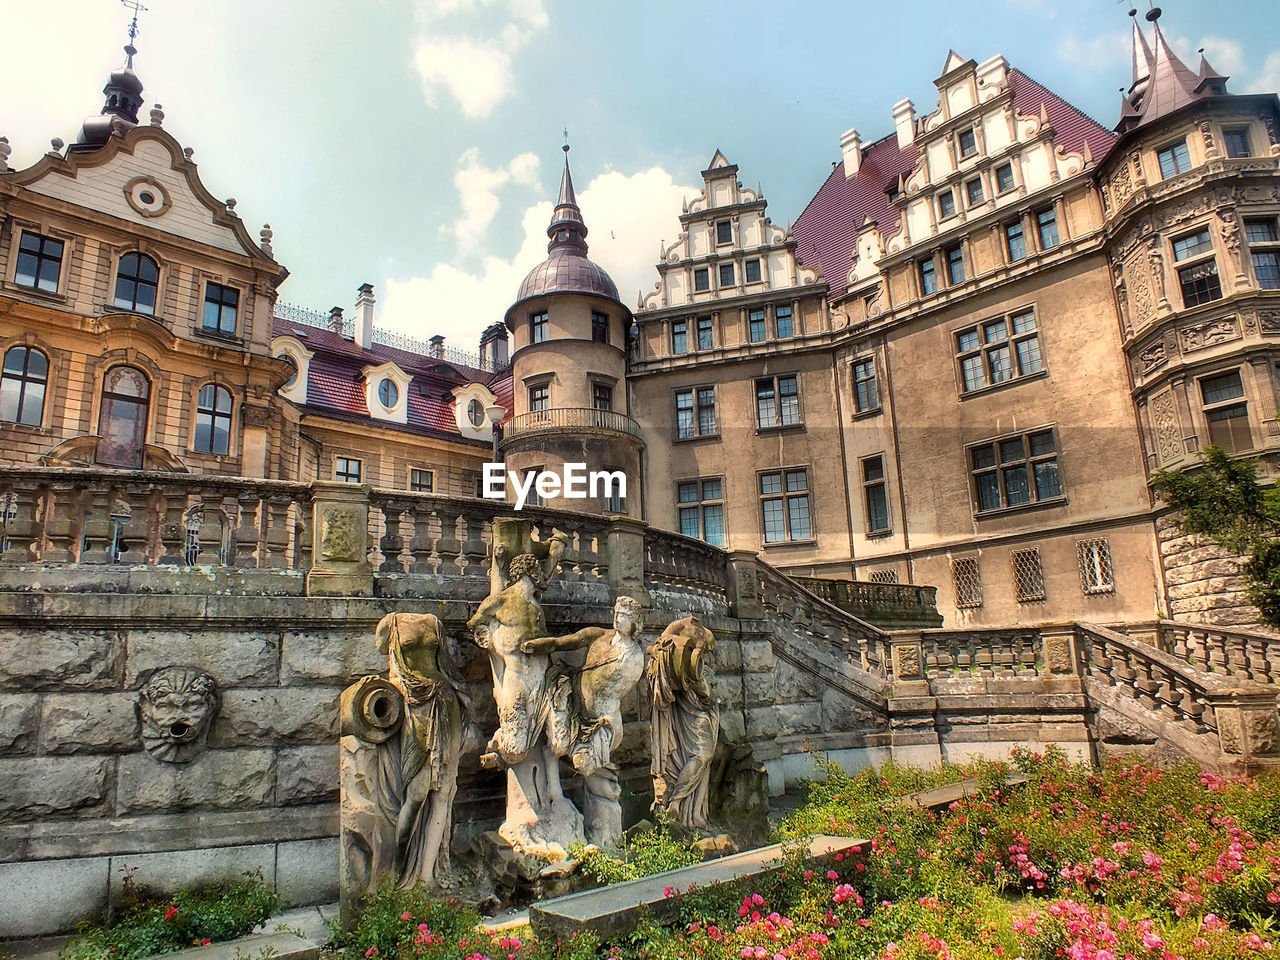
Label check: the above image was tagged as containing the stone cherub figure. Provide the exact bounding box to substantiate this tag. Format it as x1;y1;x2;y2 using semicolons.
648;615;719;831
521;595;646;845
467;522;587;859
339;612;466;927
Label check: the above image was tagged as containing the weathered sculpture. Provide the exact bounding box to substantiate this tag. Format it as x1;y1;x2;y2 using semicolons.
467;521;585;859
523;595;646;845
339;613;466;926
137;666;220;763
648;616;719;830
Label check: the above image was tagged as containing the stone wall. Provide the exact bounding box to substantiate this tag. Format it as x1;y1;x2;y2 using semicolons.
1156;512;1261;627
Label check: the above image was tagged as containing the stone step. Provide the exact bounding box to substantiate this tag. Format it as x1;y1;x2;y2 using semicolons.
528;834;864;941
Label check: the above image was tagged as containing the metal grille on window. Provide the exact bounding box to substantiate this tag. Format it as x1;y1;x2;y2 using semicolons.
1076;538;1115;594
1012;548;1046;603
952;557;982;608
868;569;899;584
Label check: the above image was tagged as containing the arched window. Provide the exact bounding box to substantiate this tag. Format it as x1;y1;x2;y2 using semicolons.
113;253;159;315
194;384;233;455
1;346;49;426
97;365;150;467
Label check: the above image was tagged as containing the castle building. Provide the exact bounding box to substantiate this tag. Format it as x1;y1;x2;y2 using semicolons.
2;9;1278;630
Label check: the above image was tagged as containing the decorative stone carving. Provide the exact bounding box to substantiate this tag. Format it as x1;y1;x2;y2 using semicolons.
521;596;646;846
1128;253;1152;320
1218;209;1243;277
138;666;220;763
1111;163;1132;209
339;613;466;927
895;644;922;680
648;616;719;831
468;521;586;859
1179;317;1240;352
320;507;361;562
1261;310;1280;333
1218;710;1244;755
1112;262;1131;335
1138;340;1167;374
1199;120;1215;155
1148;242;1168;309
1150;391;1183;465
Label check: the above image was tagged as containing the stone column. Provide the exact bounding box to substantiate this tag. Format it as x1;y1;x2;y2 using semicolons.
1040;626;1081;675
306;481;373;597
606;515;649;606
1209;688;1280;771
725;551;765;621
887;631;941;768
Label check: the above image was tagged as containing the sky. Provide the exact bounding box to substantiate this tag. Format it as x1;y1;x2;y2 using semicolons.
5;0;1280;355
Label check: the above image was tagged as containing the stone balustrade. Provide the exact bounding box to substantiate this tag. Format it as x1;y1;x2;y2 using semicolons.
1158;619;1280;684
792;576;943;630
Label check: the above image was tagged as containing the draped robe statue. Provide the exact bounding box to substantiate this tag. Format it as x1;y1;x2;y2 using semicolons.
339;613;465;927
648;616;719;830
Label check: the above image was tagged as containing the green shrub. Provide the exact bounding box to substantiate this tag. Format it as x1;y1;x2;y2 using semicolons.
574;820;701;885
59;871;281;960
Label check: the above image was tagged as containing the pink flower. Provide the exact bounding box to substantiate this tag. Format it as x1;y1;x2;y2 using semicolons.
827;870;838;880
164;907;178;921
664;887;675;898
401;912;412;921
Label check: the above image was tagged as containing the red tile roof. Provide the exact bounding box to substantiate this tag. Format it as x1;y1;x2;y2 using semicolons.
272;316;504;443
792;67;1116;300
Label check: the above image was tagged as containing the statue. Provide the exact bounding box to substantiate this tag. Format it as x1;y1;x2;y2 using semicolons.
138;666;220;763
467;521;586;859
339;613;466;928
648;616;719;831
522;596;646;846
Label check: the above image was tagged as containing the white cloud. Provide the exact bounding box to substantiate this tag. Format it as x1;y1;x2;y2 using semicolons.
1245;50;1280;94
411;0;548;117
1055;29;1129;73
450;149;541;253
1171;35;1245;80
379;166;700;352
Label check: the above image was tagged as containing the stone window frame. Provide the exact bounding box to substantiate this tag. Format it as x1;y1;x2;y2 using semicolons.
951;556;983;609
754;373;803;431
994;162;1017;195
774;304;794;339
528;383;550;413
1155;137;1193;180
696;315;714;351
956;126;979;160
591;311;609;344
851;355;880;416
744;258;763;284
408;467;435;493
0;343;51;429
111;249;162;316
1034;206;1059;251
860;453;891;536
673;385;718;442
967;425;1065;517
1005;219;1027;263
530;311;549;344
592;382;613;412
671;318;689;355
1221;126;1253;159
13;230;66;295
919;255;938;297
1244;216;1280;290
693;267;710;292
964;177;985;208
748;308;767;343
937;188;958;221
715;219;733;246
199;278;241;339
1170;225;1223;308
953;306;1044;397
190;381;235;458
676;476;725;547
335;456;363;484
3;217;78;305
718;261;735;289
96;362;154;469
1076;537;1115;595
758;466;814;545
1197;367;1254;454
1011;547;1047;603
945;242;966;286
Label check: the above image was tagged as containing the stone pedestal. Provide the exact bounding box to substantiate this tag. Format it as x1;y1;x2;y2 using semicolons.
725;552;765;620
606;517;649;606
307;482;372;597
1210;688;1280;770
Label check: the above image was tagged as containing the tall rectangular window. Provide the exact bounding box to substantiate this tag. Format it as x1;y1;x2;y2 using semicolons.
672;319;688;354
938;190;956;219
965;178;984;206
1200;370;1251;453
678;478;724;547
1178;261;1223;307
591;311;609;343
529;384;549;412
970;428;1063;513
1012;547;1047;603
852;358;879;413
693;267;710;291
202;282;239;336
674;387;717;439
946;243;966;285
523;467;542;508
952;557;983;608
775;304;793;338
1157;139;1191;178
956;127;977;158
530;312;548;343
760;469;811;543
592;383;612;411
1036;207;1059;249
1006;221;1027;262
748;309;767;343
862;455;889;533
1246;218;1280;290
955;308;1041;393
1076;537;1115;595
15;232;64;293
744;258;762;283
697;316;714;350
995;163;1015;193
919;258;937;296
409;468;434;493
756;375;800;429
1222;128;1251;159
719;262;735;287
716;220;732;245
335;457;362;483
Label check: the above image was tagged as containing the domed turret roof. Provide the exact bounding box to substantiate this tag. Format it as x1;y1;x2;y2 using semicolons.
73;44;145;152
511;146;621;306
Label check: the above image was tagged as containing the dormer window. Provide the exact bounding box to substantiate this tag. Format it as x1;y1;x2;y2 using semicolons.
957;127;977;159
715;220;732;245
377;378;398;408
362;361;411;424
272;335;313;405
452;383;500;440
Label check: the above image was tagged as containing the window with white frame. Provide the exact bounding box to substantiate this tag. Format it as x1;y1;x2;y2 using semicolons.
955;308;1042;393
1076;537;1115;594
970;428;1063;513
677;478;724;546
760;468;811;543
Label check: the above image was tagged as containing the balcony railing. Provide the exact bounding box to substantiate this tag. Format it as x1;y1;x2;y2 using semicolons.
503;408;642;440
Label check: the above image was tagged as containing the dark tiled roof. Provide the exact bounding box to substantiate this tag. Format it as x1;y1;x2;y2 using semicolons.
272;316;500;443
792;68;1116;300
514;252;620;304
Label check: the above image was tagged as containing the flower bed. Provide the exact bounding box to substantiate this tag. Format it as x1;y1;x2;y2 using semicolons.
341;749;1280;960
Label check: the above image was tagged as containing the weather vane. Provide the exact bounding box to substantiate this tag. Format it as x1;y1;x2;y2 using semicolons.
121;0;148;45
563;127;570;153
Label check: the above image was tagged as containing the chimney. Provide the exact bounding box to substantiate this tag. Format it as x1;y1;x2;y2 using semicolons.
893;98;916;149
355;283;375;349
840;129;862;177
479;322;510;368
429;335;445;359
328;306;345;335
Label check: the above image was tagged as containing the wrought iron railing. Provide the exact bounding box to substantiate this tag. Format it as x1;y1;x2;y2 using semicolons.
503;408;642;439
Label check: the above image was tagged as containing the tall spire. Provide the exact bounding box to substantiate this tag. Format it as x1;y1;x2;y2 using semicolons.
72;2;149;150
1127;8;1154;106
1116;5;1227;133
546;143;589;257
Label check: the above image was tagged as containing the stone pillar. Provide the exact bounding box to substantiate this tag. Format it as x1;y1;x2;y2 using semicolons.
239;403;272;480
1040;626;1081;675
887;631;941;768
306;481;373;597
1209;688;1280;771
606;516;649;606
725;551;765;621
